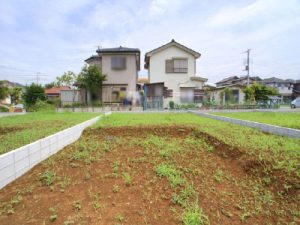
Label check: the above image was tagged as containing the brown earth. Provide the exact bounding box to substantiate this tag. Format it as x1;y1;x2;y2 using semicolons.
0;125;299;225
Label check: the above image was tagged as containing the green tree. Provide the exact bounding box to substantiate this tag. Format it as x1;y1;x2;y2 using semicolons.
77;65;106;103
9;87;22;104
44;82;57;89
0;81;9;100
22;83;46;108
56;71;77;87
243;82;279;103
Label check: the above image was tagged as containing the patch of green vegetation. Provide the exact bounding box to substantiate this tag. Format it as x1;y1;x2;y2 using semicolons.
155;164;185;188
96;113;300;177
40;170;56;186
0;112;99;154
122;173;132;186
211;111;300;129
182;201;210;225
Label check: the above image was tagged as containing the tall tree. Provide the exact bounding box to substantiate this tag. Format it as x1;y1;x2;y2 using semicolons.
77;65;106;103
22;83;46;108
244;82;279;102
56;71;77;87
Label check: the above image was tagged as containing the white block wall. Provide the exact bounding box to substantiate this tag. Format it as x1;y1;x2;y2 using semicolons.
190;111;300;139
0;116;101;189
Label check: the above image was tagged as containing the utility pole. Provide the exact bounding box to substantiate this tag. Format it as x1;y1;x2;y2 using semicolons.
244;49;251;86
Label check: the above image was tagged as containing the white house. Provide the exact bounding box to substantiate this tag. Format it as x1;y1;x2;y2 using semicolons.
144;39;207;108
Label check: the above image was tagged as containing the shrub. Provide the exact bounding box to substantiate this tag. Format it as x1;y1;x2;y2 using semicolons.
169;101;175;109
22;83;46;109
0;105;9;112
27;99;55;112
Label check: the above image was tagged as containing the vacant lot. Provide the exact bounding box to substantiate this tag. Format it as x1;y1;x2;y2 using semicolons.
0;113;299;224
211;111;300;129
0;112;99;155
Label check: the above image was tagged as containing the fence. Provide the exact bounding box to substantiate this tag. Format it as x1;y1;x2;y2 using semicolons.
0;116;101;189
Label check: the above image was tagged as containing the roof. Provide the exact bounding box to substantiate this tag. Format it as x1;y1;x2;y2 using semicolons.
215;76;239;84
0;80;25;88
261;77;291;83
210;83;246;90
144;39;201;68
96;46;140;54
45;86;71;95
85;55;101;63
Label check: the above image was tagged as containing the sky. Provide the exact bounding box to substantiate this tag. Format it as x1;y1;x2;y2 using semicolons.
0;0;300;85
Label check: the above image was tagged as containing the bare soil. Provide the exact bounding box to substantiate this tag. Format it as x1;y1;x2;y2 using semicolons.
0;125;299;225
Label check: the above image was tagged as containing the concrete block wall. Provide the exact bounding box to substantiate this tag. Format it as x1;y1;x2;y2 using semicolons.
189;111;300;139
0;116;101;189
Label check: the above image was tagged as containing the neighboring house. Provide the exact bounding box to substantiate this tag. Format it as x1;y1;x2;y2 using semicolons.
216;76;261;87
84;46;140;105
207;76;261;105
144;39;207;109
208;84;246;105
259;77;294;103
290;80;300;99
45;86;71;101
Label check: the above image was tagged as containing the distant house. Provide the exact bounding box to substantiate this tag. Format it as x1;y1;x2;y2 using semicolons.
144;39;207;109
259;77;294;102
84;46;140;105
45;86;70;101
216;76;261;87
209;76;261;104
290;80;300;99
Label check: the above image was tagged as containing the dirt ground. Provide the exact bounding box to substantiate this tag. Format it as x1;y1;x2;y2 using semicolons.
0;125;299;225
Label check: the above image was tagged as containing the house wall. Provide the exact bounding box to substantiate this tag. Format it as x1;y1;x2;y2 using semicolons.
101;54;138;94
210;87;245;104
148;45;203;104
60;90;80;105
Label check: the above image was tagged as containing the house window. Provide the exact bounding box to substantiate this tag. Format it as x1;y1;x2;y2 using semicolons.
163;88;173;98
194;89;203;103
111;57;126;70
165;59;188;73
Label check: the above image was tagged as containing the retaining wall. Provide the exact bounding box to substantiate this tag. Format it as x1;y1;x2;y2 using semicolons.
0;116;101;189
190;111;300;139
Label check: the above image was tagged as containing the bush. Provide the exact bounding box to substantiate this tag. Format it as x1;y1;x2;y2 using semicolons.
23;83;46;109
27;100;55;112
169;101;175;109
0;105;9;112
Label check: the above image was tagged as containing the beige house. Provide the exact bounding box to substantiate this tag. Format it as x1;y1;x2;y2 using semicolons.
208;84;245;105
84;46;140;104
144;39;207;108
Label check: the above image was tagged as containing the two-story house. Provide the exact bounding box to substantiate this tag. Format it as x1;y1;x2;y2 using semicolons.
84;46;140;104
144;39;207;109
259;77;294;103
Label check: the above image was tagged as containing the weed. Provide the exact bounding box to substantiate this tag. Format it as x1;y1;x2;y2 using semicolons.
214;169;224;183
115;213;124;222
112;160;120;173
49;207;58;222
122;173;132;186
155;164;185;188
112;185;120;193
182;201;210;225
40;170;56;186
60;174;71;191
73;201;81;211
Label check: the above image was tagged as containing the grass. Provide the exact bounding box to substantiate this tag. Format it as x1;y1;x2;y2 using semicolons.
0;113;299;224
0;111;99;154
210;111;300;129
96;113;300;177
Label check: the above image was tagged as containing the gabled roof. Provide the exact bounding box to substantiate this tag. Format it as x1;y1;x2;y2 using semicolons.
45;86;70;95
215;76;239;84
85;55;101;63
96;46;140;54
145;39;200;62
261;77;290;83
